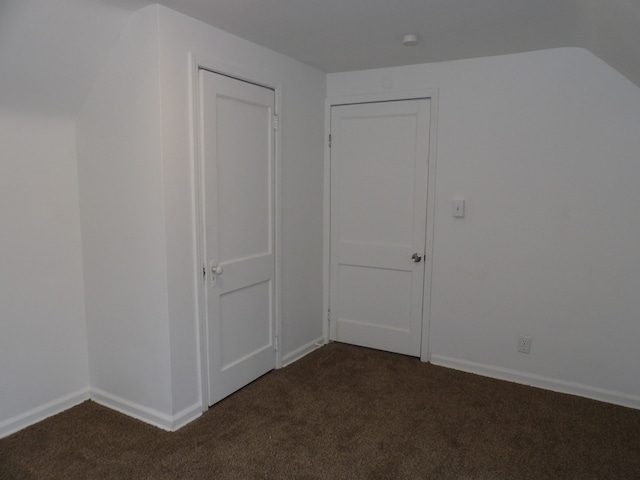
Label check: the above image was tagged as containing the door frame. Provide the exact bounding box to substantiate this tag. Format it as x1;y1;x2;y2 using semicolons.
190;54;283;412
323;90;439;362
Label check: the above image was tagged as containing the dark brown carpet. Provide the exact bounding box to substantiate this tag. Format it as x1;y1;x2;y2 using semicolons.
2;343;640;479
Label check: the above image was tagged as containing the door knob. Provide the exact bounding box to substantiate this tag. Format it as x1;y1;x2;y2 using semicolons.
411;253;423;263
211;263;223;275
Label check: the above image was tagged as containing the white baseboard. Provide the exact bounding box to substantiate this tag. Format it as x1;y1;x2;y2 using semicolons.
0;387;90;439
430;354;640;410
171;402;203;431
281;336;325;367
90;387;201;431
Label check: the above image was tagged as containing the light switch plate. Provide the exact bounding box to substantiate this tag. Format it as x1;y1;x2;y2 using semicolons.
453;199;465;218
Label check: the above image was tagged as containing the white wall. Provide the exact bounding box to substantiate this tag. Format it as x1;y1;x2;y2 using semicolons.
327;48;640;407
0;0;165;439
75;4;326;428
0;113;89;437
77;7;175;427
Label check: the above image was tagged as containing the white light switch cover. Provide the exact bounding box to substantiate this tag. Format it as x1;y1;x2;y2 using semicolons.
453;199;465;218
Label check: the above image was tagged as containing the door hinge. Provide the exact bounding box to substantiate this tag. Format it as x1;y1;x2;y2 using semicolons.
203;264;206;278
328;134;332;148
327;308;331;323
274;336;279;352
273;114;279;131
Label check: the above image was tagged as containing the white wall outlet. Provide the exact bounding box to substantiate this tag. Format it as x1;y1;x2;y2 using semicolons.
518;336;532;354
453;199;465;218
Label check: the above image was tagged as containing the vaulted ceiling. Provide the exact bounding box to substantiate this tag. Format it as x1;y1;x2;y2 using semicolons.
1;0;638;118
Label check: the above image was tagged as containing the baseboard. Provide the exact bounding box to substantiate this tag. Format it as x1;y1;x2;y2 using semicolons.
0;387;90;439
170;402;203;431
282;336;325;367
90;387;202;431
430;354;640;410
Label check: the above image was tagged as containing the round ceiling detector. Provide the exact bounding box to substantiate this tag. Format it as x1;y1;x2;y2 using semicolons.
402;34;419;46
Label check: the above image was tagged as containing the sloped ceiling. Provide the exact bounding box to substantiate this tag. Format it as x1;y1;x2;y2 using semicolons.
1;0;638;118
0;0;147;117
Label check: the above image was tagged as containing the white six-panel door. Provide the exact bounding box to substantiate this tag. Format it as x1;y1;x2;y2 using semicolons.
330;99;430;356
200;70;276;406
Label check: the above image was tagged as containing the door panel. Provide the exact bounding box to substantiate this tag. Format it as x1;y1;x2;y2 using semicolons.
330;100;430;357
200;70;276;406
220;280;271;367
216;94;271;262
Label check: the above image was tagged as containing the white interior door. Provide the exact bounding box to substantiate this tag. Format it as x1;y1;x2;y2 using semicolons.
330;99;430;357
200;70;276;406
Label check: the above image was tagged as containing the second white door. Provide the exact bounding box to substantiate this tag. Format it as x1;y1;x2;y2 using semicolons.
330;99;430;357
200;70;276;406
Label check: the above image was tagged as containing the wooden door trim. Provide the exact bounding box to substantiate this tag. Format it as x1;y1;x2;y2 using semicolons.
323;89;439;362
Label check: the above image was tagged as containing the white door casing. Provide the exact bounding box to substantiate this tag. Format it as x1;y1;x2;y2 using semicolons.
329;99;431;357
199;70;277;406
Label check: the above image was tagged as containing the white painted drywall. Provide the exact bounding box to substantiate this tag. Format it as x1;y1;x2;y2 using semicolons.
327;48;640;406
0;0;149;438
0;113;89;436
77;7;174;420
75;3;325;426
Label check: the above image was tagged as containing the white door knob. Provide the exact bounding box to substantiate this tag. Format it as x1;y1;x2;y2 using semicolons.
211;263;223;275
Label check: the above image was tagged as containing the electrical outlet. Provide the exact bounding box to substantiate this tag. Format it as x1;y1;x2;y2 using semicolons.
518;336;532;354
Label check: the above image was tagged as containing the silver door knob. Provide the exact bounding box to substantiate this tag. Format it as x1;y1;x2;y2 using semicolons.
412;253;423;263
211;263;223;275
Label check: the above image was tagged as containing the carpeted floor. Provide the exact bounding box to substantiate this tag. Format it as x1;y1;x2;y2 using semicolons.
2;342;640;479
